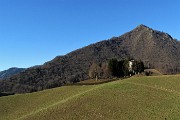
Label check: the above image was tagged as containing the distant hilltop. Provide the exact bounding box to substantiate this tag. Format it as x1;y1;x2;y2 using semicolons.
0;67;25;80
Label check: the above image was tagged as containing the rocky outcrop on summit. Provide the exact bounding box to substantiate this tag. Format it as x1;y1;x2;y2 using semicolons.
0;24;179;93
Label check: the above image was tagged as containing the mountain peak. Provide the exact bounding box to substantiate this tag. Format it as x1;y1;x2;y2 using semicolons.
135;24;151;30
138;24;148;27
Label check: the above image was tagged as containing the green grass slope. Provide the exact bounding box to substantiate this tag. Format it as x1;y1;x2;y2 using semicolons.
0;75;180;120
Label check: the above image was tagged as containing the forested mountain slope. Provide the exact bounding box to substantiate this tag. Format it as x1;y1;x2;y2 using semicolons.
0;24;179;93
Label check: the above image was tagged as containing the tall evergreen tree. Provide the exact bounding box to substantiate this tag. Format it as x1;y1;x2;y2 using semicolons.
108;58;118;76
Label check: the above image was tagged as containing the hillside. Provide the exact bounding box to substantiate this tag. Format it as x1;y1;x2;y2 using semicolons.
0;24;180;93
0;67;25;80
0;75;180;120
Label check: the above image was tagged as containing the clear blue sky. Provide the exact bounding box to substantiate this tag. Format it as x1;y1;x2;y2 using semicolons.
0;0;179;71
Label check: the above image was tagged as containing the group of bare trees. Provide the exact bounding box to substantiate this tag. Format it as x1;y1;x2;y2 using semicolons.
88;62;110;80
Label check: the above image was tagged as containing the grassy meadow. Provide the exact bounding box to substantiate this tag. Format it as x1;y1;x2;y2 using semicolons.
0;75;180;120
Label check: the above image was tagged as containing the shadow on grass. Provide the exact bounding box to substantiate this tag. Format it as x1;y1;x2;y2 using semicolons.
0;92;15;97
